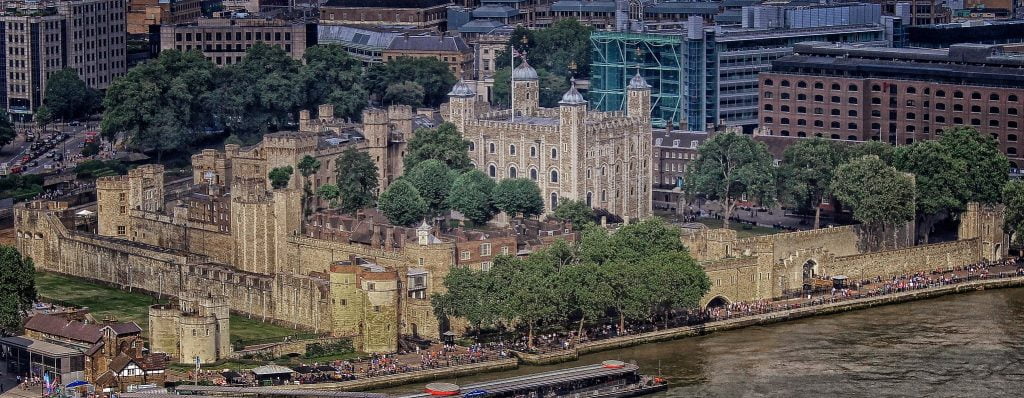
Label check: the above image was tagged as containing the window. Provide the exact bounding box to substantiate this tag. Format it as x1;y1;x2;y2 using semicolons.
460;250;470;260
831;96;840;103
954;91;964;99
551;148;558;159
550;169;559;183
814;107;824;115
764;79;773;86
1010;108;1019;115
798;94;807;101
815;95;824;102
117;225;126;235
1010;95;1019;102
530;145;537;157
488;164;496;177
848;84;858;91
797;119;807;126
906;112;916;120
815;82;825;89
480;243;491;256
848;123;857;130
972;105;981;113
831;83;840;90
509;144;516;155
1010;121;1019;129
990;107;1001;114
763;104;773;111
848;135;858;141
763;117;773;123
871;84;881;92
781;93;791;99
971;92;982;100
781;80;790;87
936;90;946;97
954;117;964;124
971;118;981;126
814;120;824;127
781;105;790;112
509;166;517;178
797;106;807;113
831;109;840;116
830;121;840;128
848;97;858;104
781;130;791;136
1010;134;1018;142
990;93;1000;101
763;92;773;99
936;103;946;110
550;192;558;209
797;81;807;88
530;168;538;180
954;104;964;111
831;134;840;139
488;142;495;154
906;86;917;94
848;110;858;117
871;97;881;105
481;261;492;271
781;118;790;125
468;141;475;151
990;120;1000;127
935;116;946;123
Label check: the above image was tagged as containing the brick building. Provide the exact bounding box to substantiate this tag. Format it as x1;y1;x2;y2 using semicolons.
383;35;473;77
126;0;202;35
157;15;316;64
320;0;450;31
757;41;1024;169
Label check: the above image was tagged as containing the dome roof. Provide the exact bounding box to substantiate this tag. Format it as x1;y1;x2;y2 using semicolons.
559;80;587;105
628;72;651;89
447;80;476;97
512;61;539;80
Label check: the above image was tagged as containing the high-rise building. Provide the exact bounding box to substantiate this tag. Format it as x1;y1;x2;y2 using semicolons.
157;15;316;65
590;8;895;132
0;0;127;121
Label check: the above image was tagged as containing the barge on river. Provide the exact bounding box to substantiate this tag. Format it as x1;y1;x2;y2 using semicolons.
404;360;667;398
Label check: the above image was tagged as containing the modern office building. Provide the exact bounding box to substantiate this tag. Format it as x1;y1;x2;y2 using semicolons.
758;41;1024;168
906;20;1024;48
590;6;896;131
127;0;202;35
0;0;128;121
158;15;317;65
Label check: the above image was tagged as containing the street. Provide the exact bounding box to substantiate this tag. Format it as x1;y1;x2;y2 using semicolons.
1;122;97;175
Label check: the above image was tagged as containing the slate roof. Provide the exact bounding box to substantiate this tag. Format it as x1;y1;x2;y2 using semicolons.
108;353;136;373
323;0;450;8
386;36;470;53
24;314;142;344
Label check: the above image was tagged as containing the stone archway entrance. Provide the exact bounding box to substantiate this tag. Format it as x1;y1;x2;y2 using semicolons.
802;259;818;280
705;296;731;309
411;323;418;338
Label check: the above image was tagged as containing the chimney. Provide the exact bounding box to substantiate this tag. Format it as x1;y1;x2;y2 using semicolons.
371;224;382;248
397;230;407;248
384;227;395;249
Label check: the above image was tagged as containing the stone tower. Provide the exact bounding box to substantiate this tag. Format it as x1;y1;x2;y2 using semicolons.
558;80;588;210
96;175;129;237
627;71;651;123
447;80;477;132
512;60;539;117
959;202;1008;262
128;164;165;213
363;107;390;193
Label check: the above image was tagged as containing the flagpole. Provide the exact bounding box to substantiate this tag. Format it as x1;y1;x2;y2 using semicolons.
511;46;515;123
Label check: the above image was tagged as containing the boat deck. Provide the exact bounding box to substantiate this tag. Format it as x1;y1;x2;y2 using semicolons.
399;363;642;398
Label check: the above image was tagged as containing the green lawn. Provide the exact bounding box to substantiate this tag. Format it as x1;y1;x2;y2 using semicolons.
35;272;303;345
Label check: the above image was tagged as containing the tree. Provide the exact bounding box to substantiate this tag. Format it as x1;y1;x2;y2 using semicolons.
81;141;100;157
0;111;15;151
831;155;915;249
0;246;37;335
404;123;472;171
1003;180;1024;244
34;106;54;133
893;141;968;243
383;81;425;107
447;169;498;225
297;155;321;219
405;160;455;218
212;43;303;138
299;44;367;120
939;127;1008;205
378;180;428;226
553;199;593;229
102;50;217;161
268;166;293;189
686;133;776;228
494;20;592;79
493;178;544;218
779;138;847;229
366;57;456;107
316;184;341;208
43;69;100;121
848;141;895;165
495;254;560;349
335;148;378;214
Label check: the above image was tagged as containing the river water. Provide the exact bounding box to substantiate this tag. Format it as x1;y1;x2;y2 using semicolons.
381;288;1024;397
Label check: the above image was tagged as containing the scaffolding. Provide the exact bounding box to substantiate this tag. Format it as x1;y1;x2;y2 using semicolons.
590;31;684;128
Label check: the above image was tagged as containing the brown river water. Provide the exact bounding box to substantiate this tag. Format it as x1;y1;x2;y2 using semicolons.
378;288;1024;397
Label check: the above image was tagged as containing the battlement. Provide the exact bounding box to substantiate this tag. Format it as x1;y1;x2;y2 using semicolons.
387;104;413;120
96;175;129;188
261;132;318;149
362;107;390;125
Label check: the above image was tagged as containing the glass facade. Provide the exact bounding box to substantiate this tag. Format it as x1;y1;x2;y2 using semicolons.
590;25;889;132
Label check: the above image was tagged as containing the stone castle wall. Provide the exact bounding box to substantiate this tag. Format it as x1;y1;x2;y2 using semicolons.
826;238;981;280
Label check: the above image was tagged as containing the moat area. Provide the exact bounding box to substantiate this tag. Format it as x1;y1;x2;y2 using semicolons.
379;288;1024;397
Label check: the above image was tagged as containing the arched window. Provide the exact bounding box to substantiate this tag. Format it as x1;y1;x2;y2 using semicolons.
831;83;840;90
954;104;964;111
1010;121;1019;129
763;116;774;124
586;192;592;207
1009;134;1018;142
971;105;981;113
781;93;791;99
935;103;946;110
848;97;858;104
797;131;807;137
871;97;881;105
763;92;773;99
936;90;946;97
814;107;824;115
468;141;475;151
990;93;1000;101
814;95;823;102
601;190;607;201
935;116;945;123
798;94;807;101
814;120;824;127
781;105;790;112
871;122;881;130
551;148;558;159
1009;108;1019;115
848;84;858;91
954;91;964;99
971;118;981;126
764;79;774;86
781;80;791;87
509;145;516;155
830;121;840;128
550;192;558;209
781;118;790;125
815;82;824;89
530;146;537;157
781;130;791;136
797;81;807;88
1010;148;1018;156
550;169;559;183
488;143;495;154
906;112;916;120
848;135;858;141
972;92;981;100
848;110;858;117
530;168;538;180
508;166;517;178
872;110;881;117
990;107;1001;114
906;125;916;132
871;84;881;92
831;109;840;116
990;119;1000;127
797;106;807;113
906;86;917;94
954;117;964;124
831;134;840;139
488;164;496;177
847;123;857;130
831;96;840;103
763;104;773;111
797;119;807;126
1010;94;1019;102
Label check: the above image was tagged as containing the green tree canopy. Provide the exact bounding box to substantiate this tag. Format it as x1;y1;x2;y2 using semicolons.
378;179;428;226
553;199;593;230
0;246;37;335
848;141;895;165
268;166;293;189
831;155;915;248
101;50;217;161
493;178;544;218
43;68;100;121
211;43;303;138
0;111;12;150
447;169;498;226
893;141;968;243
779;138;847;229
1002;180;1024;244
491;66;571;108
316;184;341;208
299;44;368;120
383;81;425;107
335;148;378;214
404;122;472;171
939;127;1008;205
405;159;455;218
366;57;456;107
495;20;593;79
297;155;321;220
686;133;776;228
34;106;54;132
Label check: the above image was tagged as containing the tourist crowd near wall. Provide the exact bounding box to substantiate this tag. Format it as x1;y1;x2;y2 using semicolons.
684;203;1007;307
